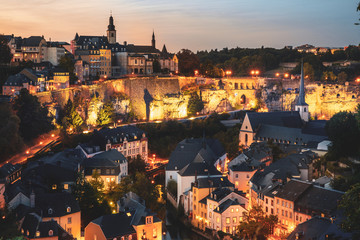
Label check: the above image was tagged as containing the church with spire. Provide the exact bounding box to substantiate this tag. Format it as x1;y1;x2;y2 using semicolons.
71;13;178;80
238;62;328;149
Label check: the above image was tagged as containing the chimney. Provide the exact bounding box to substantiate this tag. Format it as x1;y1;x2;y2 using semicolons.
124;41;127;46
30;190;35;208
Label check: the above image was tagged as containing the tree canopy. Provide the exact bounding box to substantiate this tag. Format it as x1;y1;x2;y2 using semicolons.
187;91;204;116
325;111;360;158
0;35;12;64
339;183;360;236
13;88;53;141
0;103;24;161
177;49;200;76
237;205;278;240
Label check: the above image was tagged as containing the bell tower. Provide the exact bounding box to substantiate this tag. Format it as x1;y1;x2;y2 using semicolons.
107;13;116;44
295;60;309;122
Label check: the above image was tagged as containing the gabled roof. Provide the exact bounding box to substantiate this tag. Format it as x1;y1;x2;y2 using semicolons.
229;162;256;172
92;149;127;164
195;176;234;189
246;111;303;131
22;36;45;47
295;185;343;215
22;163;77;184
275;180;312;202
126;44;160;54
167;138;225;171
91;212;136;238
3;73;33;86
213;198;243;213
178;161;221;177
35;192;80;218
0;163;21;181
207;188;232;203
287;216;351;240
93;125;146;147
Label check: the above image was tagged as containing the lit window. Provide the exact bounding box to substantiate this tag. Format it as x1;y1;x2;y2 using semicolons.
67;207;71;213
49;230;53;236
64;184;69;190
36;231;40;237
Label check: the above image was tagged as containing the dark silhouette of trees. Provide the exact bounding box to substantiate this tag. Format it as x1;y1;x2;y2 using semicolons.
0;35;12;64
13;89;53;141
177;49;200;76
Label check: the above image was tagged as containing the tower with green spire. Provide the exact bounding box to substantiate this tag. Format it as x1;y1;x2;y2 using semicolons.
295;60;309;122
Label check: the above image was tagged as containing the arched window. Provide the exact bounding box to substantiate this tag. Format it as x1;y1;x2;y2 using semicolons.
48;208;53;215
304;108;307;112
245;134;248;144
67;207;71;213
49;230;53;236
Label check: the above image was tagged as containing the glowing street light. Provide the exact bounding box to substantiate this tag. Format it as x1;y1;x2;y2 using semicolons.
225;70;232;78
356;77;360;83
194;70;199;76
275;73;280;77
284;73;290;78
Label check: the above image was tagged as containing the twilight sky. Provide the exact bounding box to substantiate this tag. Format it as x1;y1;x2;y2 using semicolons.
1;0;359;52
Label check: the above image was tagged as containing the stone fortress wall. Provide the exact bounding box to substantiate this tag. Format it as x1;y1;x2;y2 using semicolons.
35;76;360;121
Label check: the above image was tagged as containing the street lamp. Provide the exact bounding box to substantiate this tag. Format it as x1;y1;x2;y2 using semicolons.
194;70;199;76
284;73;289;78
225;70;232;78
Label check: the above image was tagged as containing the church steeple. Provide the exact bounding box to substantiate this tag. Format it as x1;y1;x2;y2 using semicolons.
151;30;155;48
295;60;309;122
107;12;116;44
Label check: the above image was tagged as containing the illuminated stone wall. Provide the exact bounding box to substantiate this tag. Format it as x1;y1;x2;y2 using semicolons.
265;82;360;119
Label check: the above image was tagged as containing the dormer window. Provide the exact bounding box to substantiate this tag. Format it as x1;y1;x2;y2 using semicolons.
146;216;153;225
67;207;71;213
48;230;53;236
48;208;53;215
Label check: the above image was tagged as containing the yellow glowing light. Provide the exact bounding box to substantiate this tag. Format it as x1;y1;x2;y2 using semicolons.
51;134;55;137
275;73;280;77
255;70;260;75
284;73;289;78
39;141;43;145
194;70;199;75
126;212;132;217
83;130;89;134
251;70;255;75
26;150;30;154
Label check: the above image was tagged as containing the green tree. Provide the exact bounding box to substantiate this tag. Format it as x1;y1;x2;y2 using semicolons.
177;49;200;76
13;89;53;141
339;183;360;236
0;103;24;161
62;99;84;132
325;111;360;158
128;155;146;175
187;92;204;116
0;35;12;64
0;206;23;239
237;205;278;240
337;71;348;83
96;101;115;126
321;71;337;82
152;59;161;73
166;179;177;198
303;62;315;81
59;55;77;85
71;173;110;228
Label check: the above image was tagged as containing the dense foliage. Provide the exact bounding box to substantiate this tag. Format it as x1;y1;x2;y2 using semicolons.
96;100;115;126
187;91;204;116
177;49;200;76
339;183;360;237
58;55;77;85
237;205;278;240
0;103;24;160
61;99;84;132
137;113;240;160
13;89;53;141
0;35;12;64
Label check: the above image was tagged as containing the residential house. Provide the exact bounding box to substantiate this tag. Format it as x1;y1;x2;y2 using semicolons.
92;125;148;162
206;188;248;234
21;213;74;240
166;138;226;187
0;163;21;208
83;149;128;188
190;176;234;230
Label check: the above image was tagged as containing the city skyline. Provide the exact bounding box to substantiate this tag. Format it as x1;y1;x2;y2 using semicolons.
1;0;359;52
